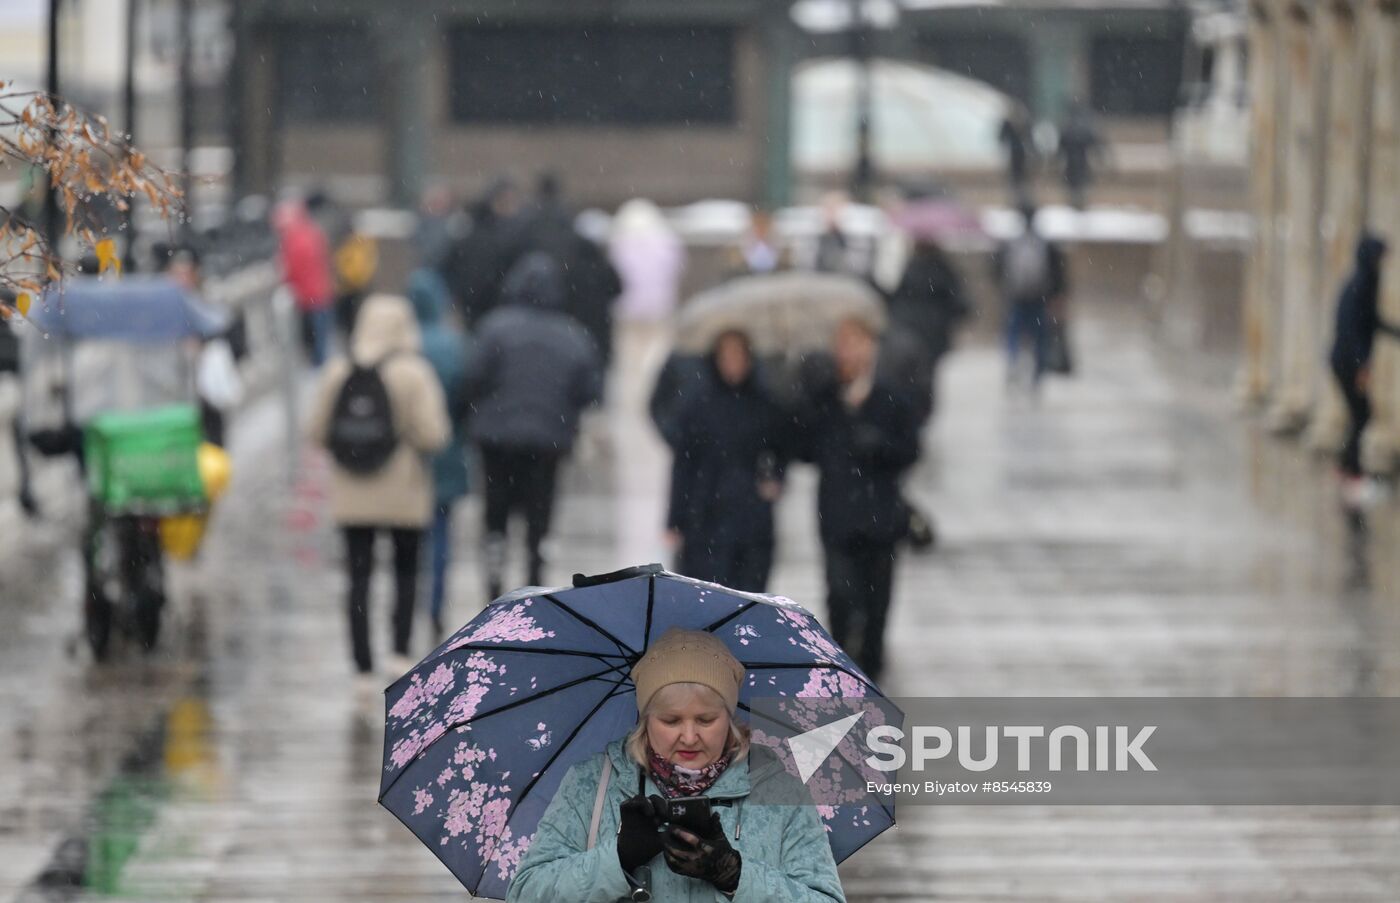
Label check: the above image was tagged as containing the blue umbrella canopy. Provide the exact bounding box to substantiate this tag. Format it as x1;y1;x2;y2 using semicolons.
32;276;228;343
379;565;899;898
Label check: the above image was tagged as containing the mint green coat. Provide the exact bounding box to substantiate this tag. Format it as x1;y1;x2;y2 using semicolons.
506;738;846;902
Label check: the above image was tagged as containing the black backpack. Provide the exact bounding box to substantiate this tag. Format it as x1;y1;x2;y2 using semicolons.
326;358;398;474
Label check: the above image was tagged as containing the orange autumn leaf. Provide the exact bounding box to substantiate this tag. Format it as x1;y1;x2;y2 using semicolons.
15;293;32;317
95;238;121;277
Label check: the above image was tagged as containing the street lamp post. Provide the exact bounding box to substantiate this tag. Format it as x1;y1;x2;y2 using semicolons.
178;0;193;239
123;0;139;267
849;0;875;202
42;0;62;251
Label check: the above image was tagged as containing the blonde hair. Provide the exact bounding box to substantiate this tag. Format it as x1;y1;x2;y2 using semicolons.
625;682;751;767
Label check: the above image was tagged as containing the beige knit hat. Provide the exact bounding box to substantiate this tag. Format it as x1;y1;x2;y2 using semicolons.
632;628;746;716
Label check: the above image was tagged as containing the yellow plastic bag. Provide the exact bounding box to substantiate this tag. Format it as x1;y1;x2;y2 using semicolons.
160;514;207;560
197;442;231;501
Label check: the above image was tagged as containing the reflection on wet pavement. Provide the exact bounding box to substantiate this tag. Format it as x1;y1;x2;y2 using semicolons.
2;300;1399;901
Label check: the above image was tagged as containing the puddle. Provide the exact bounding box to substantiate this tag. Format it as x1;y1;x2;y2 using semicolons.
23;690;219;900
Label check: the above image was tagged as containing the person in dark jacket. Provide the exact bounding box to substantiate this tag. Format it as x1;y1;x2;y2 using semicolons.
793;317;922;682
559;219;622;376
516;179;623;374
665;330;785;592
1329;234;1394;493
888;240;971;409
994;204;1067;392
649;352;712;451
1057;104;1104;211
464;252;603;598
515;172;577;264
998;105;1035;204
440;179;525;329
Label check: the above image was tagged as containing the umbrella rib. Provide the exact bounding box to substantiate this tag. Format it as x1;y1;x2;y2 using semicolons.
505;675;633;818
643;574;656;652
542;592;639;658
378;661;632;802
439;643;629;663
701;599;760;634
474;673;635;886
737;660;876;684
450;660;632;732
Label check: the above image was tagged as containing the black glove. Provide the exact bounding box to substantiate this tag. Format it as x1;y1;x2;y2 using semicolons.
662;812;742;894
617;794;667;874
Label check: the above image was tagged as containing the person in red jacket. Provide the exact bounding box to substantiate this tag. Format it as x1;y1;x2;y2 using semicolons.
274;198;335;366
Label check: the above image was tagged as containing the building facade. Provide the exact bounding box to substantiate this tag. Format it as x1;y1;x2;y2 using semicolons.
231;0;799;209
229;0;1190;210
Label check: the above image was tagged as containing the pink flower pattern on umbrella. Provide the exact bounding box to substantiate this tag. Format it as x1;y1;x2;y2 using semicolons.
779;608;844;663
444;600;556;653
388;653;508;774
412;738;537;882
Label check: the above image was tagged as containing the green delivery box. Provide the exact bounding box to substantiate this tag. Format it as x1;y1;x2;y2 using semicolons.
84;404;206;510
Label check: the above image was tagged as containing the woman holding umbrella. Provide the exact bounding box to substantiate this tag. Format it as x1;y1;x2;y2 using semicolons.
507;628;846;902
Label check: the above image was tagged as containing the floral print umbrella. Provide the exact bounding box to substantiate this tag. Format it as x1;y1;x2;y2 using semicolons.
378;564;898;899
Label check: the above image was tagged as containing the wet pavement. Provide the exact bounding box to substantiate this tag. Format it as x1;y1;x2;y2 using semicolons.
3;297;1400;901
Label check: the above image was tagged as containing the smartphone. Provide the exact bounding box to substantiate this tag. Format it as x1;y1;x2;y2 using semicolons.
663;795;713;834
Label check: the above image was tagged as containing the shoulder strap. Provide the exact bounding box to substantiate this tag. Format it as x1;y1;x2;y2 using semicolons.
586;755;612;851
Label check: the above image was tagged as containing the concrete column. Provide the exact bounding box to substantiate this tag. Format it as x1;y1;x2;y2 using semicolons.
377;7;431;209
1305;0;1371;452
1267;1;1328;435
760;9;798;209
1030;18;1085;121
1361;0;1400;472
1241;1;1287;405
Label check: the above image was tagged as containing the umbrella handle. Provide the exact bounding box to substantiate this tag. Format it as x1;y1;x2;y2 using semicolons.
573;563;665;588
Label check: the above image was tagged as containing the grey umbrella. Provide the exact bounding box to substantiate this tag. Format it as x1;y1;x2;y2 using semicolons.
674;272;887;355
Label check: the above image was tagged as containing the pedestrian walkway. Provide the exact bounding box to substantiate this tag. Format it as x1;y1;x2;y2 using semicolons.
4;297;1399;901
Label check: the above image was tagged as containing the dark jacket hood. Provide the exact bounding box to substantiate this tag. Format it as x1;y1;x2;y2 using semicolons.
499;251;567;310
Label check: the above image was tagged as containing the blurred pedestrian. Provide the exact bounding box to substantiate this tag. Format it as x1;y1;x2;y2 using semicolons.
442;178;525;329
407;269;473;642
1329;233;1397;507
567;210;624;377
0;287;37;518
510;178;624;375
273;198;335;367
516;171;576;264
813;191;859;275
415;183;464;271
308;295;450;692
732;208;787;276
157;246;243;447
793;317;921;682
888;238;971;410
1057;103;1105;211
998;104;1035;205
464;253;602;599
610;199;686;410
331;230;379;341
994;204;1066;394
649;351;710;451
665;330;785;592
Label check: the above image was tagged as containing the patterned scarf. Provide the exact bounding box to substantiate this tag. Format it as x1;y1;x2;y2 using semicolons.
648;749;733;799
